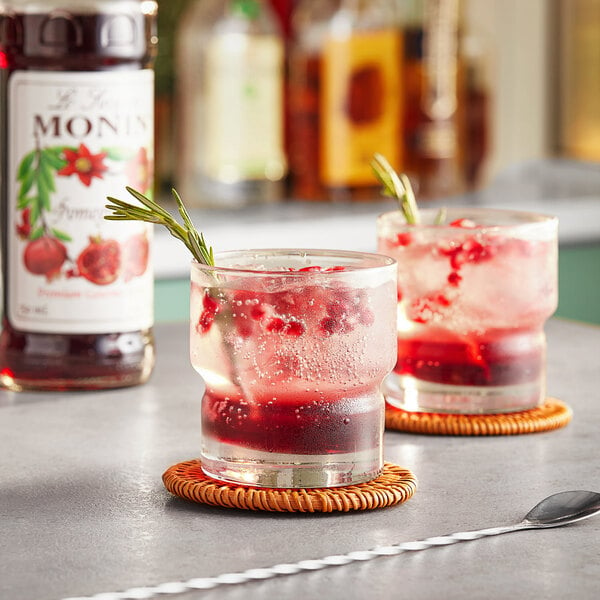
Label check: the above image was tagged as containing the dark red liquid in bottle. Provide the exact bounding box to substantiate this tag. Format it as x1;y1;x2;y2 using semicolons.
0;3;158;391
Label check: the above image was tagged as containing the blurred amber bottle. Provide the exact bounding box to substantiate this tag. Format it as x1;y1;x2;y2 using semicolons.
175;0;287;208
288;0;403;202
558;0;600;162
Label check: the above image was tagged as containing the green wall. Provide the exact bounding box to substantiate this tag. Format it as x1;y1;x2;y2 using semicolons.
155;243;600;326
556;243;600;325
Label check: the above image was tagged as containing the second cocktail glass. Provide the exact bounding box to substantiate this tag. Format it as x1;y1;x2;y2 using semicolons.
190;249;397;488
377;207;558;414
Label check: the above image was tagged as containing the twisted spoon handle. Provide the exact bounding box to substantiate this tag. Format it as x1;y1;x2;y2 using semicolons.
62;524;525;600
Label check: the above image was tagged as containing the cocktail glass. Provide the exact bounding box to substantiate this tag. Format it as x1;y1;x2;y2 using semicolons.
377;207;558;414
190;249;397;488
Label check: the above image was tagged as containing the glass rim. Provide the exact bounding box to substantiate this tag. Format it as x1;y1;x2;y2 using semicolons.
190;248;396;276
377;206;558;231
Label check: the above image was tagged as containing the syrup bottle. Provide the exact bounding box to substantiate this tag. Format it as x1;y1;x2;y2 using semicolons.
288;0;403;202
0;0;158;391
175;0;287;208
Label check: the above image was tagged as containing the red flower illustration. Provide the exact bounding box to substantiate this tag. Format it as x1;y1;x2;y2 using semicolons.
58;143;108;187
16;207;32;239
125;147;153;194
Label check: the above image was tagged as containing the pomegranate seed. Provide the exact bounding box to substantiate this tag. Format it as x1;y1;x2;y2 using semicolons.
326;300;346;318
202;291;220;315
394;232;413;246
450;218;477;228
283;321;305;336
447;271;462;286
359;309;375;326
461;238;481;253
231;311;254;338
438;240;459;256
412;309;431;324
436;294;451;307
450;249;468;270
235;319;253;338
265;317;286;333
320;316;340;335
197;310;215;333
294;264;346;272
340;319;355;333
250;304;266;320
464;239;494;264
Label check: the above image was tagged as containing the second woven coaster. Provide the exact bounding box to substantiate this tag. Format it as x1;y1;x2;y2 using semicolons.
163;460;417;513
385;397;572;436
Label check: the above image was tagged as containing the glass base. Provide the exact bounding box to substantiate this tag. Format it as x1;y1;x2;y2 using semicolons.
200;440;383;489
384;373;544;415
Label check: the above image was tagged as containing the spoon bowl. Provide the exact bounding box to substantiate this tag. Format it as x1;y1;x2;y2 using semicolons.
522;490;600;528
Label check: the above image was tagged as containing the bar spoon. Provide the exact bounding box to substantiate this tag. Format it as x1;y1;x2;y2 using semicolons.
63;490;600;599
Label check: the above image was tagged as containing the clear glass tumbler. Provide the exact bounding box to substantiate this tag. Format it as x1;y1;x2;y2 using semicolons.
190;249;397;488
377;207;558;414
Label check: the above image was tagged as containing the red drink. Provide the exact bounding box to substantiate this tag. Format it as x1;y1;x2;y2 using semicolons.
190;249;397;488
377;208;558;414
396;327;545;386
202;388;382;456
0;2;157;391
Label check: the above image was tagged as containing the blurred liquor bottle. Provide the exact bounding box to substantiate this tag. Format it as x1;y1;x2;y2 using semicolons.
155;0;192;196
175;0;287;208
558;0;600;162
399;0;465;199
268;0;295;192
269;0;295;40
288;0;403;202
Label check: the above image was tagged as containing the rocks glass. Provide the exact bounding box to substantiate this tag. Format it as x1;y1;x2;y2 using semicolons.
190;249;397;488
377;207;558;414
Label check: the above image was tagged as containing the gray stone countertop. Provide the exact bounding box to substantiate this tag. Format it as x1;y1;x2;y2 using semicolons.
1;317;599;600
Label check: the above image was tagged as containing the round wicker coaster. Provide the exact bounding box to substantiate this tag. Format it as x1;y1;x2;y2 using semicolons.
162;460;417;513
385;397;572;436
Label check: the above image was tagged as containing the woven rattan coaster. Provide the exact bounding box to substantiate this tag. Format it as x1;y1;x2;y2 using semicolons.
162;460;417;513
385;397;572;436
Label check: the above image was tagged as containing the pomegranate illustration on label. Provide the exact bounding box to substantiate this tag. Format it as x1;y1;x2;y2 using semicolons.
122;231;150;281
15;144;149;285
23;235;68;281
76;236;121;286
125;147;153;195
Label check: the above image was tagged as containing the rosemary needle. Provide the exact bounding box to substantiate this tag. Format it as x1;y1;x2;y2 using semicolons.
371;153;447;226
105;186;215;266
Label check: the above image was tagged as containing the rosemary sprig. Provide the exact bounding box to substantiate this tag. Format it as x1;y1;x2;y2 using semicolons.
371;153;421;225
434;206;447;225
105;187;214;266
